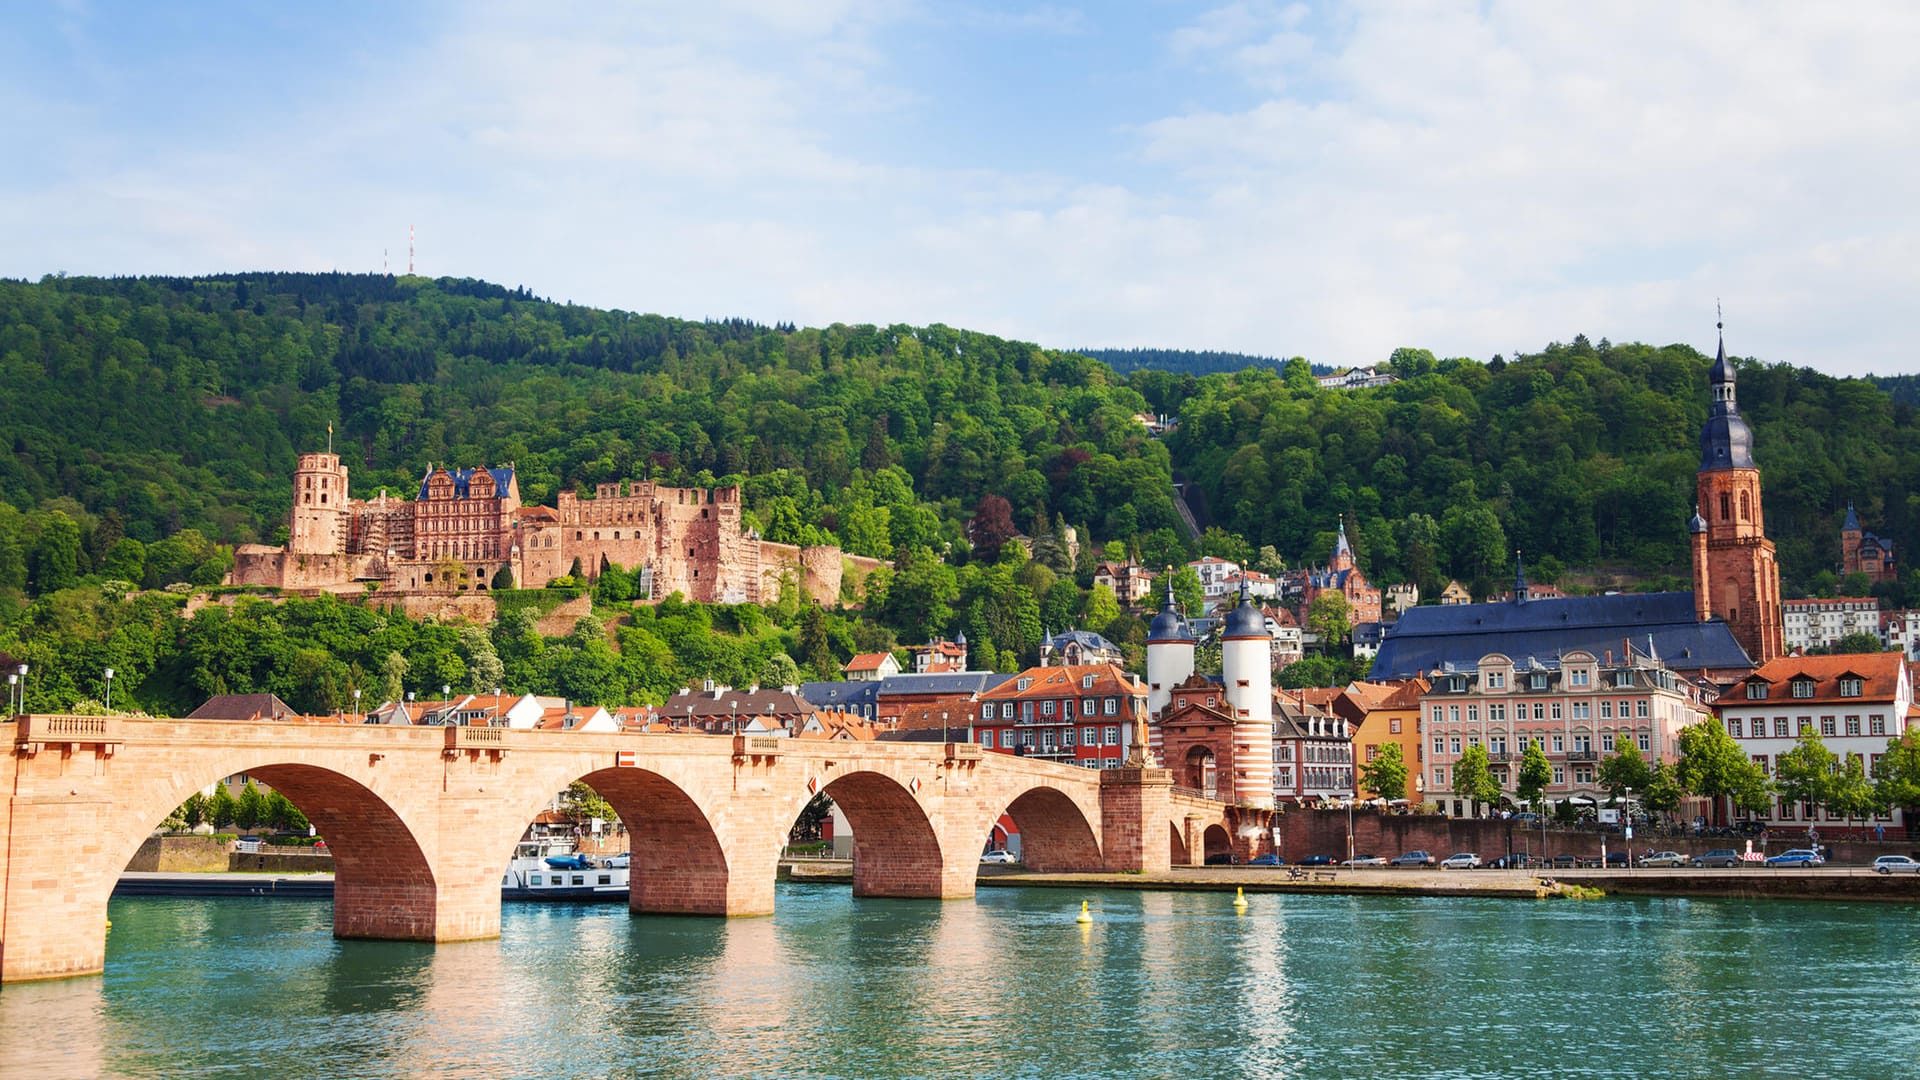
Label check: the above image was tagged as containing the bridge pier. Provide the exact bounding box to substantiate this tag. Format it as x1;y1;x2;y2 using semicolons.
1099;767;1175;874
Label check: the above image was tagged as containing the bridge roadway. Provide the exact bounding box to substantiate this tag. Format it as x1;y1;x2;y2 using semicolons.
0;715;1233;983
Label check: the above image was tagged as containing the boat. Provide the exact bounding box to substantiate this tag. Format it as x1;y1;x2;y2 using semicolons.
501;838;630;902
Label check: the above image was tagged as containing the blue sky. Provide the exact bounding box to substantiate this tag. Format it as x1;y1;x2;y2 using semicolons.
5;1;1917;377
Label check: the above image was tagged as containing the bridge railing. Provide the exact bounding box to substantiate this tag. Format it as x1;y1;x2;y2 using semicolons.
15;714;125;754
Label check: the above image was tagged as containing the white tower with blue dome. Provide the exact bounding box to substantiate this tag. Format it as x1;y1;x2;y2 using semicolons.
1144;576;1194;722
1220;580;1274;808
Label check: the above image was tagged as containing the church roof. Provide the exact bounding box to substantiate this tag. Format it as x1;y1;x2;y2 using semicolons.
1369;591;1753;678
1699;332;1755;471
1844;502;1861;532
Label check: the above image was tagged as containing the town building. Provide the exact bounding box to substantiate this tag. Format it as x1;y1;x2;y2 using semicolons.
1092;561;1156;606
908;634;970;674
1188;556;1243;602
1271;691;1354;804
1438;581;1472;606
1690;330;1784;663
1783;597;1882;654
1315;366;1398;390
1841;502;1898;584
843;652;901;682
1884;610;1920;660
1040;629;1124;667
230;452;871;605
973;663;1147;769
1420;649;1710;817
1260;605;1304;668
1351;679;1429;802
1294;521;1383;626
1385;582;1420;616
1719;652;1914;834
1145;583;1278;808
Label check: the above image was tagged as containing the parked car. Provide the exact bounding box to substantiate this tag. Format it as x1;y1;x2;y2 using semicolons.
979;849;1018;864
1694;849;1743;868
1298;854;1335;867
1246;853;1284;867
1204;852;1239;866
233;837;263;853
1638;851;1689;867
1389;850;1435;868
1765;848;1825;867
1439;852;1481;870
1551;854;1582;870
1489;853;1537;869
1341;854;1387;867
1873;855;1920;875
1604;851;1633;868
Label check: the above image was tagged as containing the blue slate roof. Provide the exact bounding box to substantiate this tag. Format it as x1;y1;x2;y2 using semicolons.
875;672;1016;697
419;466;515;501
1047;629;1120;654
798;681;882;710
1369;591;1753;678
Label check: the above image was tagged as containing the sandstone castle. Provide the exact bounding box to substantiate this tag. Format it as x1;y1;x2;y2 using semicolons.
230;452;867;605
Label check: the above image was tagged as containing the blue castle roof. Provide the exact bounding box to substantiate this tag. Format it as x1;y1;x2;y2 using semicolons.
419;466;516;501
1369;591;1752;678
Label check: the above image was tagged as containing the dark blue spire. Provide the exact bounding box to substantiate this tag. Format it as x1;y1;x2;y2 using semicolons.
1698;316;1754;471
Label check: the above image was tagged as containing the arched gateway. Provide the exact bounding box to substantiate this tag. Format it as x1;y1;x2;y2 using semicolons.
0;716;1230;983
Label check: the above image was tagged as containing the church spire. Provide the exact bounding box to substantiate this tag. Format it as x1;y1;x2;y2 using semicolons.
1512;549;1528;604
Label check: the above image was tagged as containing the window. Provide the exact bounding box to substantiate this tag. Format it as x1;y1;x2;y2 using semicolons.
1533;703;1546;720
1846;716;1861;736
1637;734;1650;752
1490;737;1507;755
1573;767;1593;784
1435;767;1446;787
1489;704;1506;721
1871;715;1887;736
1062;727;1076;747
1448;705;1460;723
1729;717;1743;737
1636;701;1649;719
1041;700;1055;716
1104;726;1120;746
1389;718;1402;734
1570;669;1590;687
1367;745;1379;762
1773;717;1790;737
1082;674;1095;689
1573;735;1591;753
1433;736;1446;757
1752;754;1769;775
981;704;994;721
1432;706;1445;724
1487;671;1505;689
1552;767;1565;784
1020;702;1033;721
1820;716;1836;736
1552;734;1564;753
1791;679;1815;699
1082;698;1097;716
1746;682;1768;700
1571;702;1590;720
1467;706;1479;723
1551;703;1562;720
1601;733;1614;752
1601;702;1613;720
1105;698;1119;715
1083;726;1098;745
1001;703;1014;719
1449;736;1462;755
1798;717;1812;735
1839;677;1863;698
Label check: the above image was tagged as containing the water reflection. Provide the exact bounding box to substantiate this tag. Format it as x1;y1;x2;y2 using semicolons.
58;888;1920;1079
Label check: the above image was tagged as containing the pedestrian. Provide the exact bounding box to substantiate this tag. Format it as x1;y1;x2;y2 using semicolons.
1876;824;1885;842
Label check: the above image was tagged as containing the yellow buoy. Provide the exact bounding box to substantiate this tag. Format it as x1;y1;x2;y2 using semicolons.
1233;886;1248;910
1075;900;1093;924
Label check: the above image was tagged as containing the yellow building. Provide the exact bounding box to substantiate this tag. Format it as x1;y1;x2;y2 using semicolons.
1351;679;1429;802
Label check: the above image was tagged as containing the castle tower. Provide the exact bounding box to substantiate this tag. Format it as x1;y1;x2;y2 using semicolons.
288;452;350;556
1692;324;1783;663
1220;580;1274;809
1145;578;1195;723
1842;502;1863;576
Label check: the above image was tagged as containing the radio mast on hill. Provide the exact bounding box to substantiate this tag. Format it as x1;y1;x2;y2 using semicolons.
409;224;415;275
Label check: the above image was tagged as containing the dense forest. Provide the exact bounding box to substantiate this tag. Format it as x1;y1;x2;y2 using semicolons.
0;273;1914;716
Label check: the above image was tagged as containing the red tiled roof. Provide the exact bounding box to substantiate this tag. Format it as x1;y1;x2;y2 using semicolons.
1742;652;1906;702
844;652;893;671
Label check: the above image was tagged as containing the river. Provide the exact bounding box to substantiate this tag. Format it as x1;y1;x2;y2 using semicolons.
3;885;1916;1078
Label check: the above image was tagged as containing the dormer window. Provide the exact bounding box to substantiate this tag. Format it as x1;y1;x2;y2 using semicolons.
1746;683;1768;700
1529;674;1547;691
1017;678;1031;692
1791;678;1815;699
1486;671;1505;690
1082;674;1095;690
1569;669;1590;688
1839;677;1863;698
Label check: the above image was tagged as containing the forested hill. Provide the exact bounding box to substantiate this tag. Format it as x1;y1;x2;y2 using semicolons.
1074;347;1306;377
1135;339;1920;603
0;272;1177;586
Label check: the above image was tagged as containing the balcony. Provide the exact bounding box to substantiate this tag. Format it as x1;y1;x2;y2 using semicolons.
1487;751;1512;763
1567;749;1599;762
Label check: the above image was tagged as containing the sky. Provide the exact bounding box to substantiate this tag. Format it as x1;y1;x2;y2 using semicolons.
4;1;1917;377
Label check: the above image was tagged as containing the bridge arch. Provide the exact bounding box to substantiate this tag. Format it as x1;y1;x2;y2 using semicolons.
816;770;945;899
990;785;1103;873
1201;824;1232;864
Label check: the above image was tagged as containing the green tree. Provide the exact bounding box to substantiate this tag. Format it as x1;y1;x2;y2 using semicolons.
236;781;268;831
491;565;515;590
102;537;147;584
564;780;616;826
1357;741;1408;803
1873;728;1920;814
1307;590;1352;645
1083;583;1121;631
759;652;802;688
1675;718;1769;825
267;790;309;833
1773;730;1837;812
1597;743;1652;800
1825;752;1879;832
208;785;238;829
1169;566;1204;619
29;511;83;594
1826;632;1886;654
1643;762;1684;822
180;792;207;830
1451;744;1502;815
378;650;408;704
1515;741;1553;812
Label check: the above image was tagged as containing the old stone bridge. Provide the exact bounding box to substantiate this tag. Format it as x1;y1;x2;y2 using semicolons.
0;715;1237;983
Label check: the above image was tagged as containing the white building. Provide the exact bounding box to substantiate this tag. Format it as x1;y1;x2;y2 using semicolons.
1188;556;1243;600
1882;610;1920;660
1782;597;1882;653
1719;652;1914;834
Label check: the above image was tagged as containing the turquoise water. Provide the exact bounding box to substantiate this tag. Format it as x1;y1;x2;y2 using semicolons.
4;887;1918;1078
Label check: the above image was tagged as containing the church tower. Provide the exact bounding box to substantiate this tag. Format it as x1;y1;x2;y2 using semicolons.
288;451;350;556
1691;324;1783;663
1144;578;1194;722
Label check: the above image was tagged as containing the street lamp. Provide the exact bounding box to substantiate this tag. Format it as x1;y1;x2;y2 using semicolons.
1347;797;1357;862
730;700;739;735
6;674;15;714
353;688;362;722
1623;786;1634;871
104;667;115;712
941;711;949;746
16;663;27;715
